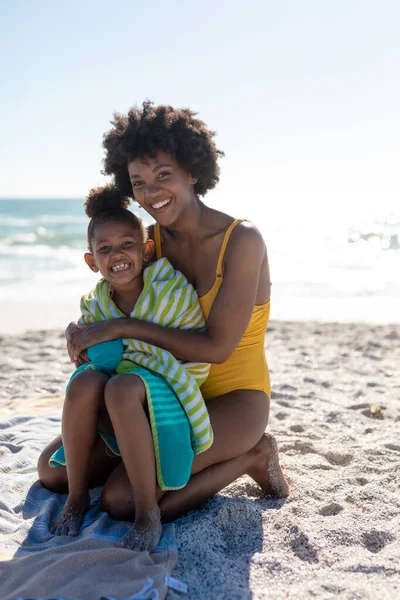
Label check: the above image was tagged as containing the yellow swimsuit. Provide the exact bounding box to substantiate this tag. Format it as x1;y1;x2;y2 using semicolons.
154;219;271;401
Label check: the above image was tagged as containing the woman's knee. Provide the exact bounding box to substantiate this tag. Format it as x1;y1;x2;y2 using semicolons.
192;391;269;471
37;446;68;493
100;480;134;520
209;390;269;437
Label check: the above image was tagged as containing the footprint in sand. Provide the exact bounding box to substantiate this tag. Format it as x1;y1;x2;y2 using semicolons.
318;502;344;516
326;411;340;423
351;476;369;486
385;443;400;452
218;502;263;558
280;440;317;455
290;424;304;433
362;530;395;554
309;464;334;471
274;412;288;421
324;451;353;466
289;525;319;563
271;394;296;403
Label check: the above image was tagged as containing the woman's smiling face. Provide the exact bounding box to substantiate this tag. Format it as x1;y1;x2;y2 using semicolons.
127;150;198;225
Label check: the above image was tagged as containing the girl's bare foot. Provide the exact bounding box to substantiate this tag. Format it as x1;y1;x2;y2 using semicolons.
116;506;162;552
51;492;90;536
247;433;289;498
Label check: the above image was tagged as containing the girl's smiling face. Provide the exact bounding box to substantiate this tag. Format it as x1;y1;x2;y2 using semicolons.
84;220;153;289
127;150;198;226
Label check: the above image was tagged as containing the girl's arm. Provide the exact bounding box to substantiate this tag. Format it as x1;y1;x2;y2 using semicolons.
66;224;268;364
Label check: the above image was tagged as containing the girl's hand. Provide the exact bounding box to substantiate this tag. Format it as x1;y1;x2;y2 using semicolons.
66;320;120;362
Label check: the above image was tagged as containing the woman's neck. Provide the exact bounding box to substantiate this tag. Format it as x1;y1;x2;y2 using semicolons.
164;200;212;242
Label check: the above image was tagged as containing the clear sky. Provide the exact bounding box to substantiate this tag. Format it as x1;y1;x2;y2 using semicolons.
1;0;399;222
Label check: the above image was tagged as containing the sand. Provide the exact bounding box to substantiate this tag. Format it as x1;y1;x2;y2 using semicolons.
1;321;399;599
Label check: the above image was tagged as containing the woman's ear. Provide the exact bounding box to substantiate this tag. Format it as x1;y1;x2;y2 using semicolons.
143;240;155;264
189;175;198;185
84;253;99;272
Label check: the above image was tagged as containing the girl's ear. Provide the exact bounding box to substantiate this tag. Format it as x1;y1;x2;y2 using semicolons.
84;252;99;272
143;240;155;264
189;175;198;185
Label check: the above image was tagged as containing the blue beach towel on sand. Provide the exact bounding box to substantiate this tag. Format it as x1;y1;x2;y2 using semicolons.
0;415;180;600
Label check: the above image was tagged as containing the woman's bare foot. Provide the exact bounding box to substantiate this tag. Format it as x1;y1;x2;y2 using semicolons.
116;506;162;552
51;492;90;536
247;433;289;498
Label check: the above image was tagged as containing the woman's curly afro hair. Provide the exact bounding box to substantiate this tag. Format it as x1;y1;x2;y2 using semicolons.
102;101;224;198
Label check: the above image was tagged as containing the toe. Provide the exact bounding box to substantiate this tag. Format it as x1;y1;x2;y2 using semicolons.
68;516;82;536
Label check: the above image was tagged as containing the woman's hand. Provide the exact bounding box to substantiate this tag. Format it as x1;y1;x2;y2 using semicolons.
66;322;88;362
65;320;122;362
74;350;89;367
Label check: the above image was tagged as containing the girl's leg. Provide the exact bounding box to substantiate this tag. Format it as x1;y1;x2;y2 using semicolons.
104;374;162;552
51;370;110;536
101;390;289;523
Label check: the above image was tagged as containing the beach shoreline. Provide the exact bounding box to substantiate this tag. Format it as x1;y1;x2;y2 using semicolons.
1;299;400;336
1;320;399;599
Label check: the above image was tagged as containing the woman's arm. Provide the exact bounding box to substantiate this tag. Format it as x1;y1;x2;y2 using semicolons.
66;224;268;364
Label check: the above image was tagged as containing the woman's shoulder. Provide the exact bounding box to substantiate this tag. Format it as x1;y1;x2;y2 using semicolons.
203;210;266;268
221;215;266;252
205;208;264;241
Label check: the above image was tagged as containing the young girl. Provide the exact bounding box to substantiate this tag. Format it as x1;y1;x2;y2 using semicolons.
49;184;211;552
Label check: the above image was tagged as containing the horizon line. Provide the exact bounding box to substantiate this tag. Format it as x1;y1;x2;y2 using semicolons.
0;197;84;200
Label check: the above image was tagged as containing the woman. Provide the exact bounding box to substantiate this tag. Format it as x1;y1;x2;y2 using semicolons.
38;102;288;540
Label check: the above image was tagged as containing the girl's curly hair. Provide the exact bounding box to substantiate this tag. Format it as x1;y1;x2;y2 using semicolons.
84;183;147;250
102;101;224;197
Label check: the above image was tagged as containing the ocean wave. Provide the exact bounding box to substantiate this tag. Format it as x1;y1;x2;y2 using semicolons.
0;216;33;227
347;214;400;251
348;230;400;250
0;214;87;227
0;227;86;248
0;243;83;259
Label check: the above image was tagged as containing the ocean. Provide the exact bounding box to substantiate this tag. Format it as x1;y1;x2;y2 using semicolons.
0;198;399;330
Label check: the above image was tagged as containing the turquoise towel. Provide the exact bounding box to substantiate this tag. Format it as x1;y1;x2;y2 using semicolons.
67;339;124;384
50;366;193;490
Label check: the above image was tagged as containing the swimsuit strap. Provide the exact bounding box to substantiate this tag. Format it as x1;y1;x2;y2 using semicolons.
154;219;246;273
154;223;162;259
216;219;246;276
